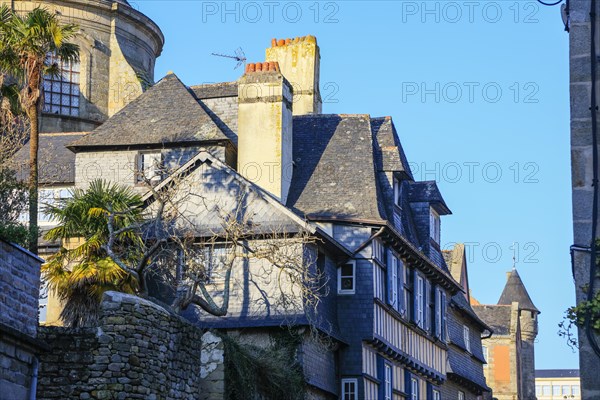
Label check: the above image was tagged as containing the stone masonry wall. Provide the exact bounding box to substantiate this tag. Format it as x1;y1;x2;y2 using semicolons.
37;291;224;400
0;240;41;337
0;240;43;400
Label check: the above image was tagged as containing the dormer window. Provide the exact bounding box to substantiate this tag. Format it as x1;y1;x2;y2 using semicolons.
429;208;440;244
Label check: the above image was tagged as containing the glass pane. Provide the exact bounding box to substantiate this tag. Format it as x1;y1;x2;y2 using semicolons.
562;386;570;395
341;277;353;290
51;105;60;114
73;85;80;96
72;96;79;107
572;385;580;395
43;80;51;91
70;107;79;117
553;386;560;395
72;61;80;73
72;72;80;83
341;264;353;277
61;95;70;106
52;81;61;92
61;106;69;115
51;94;60;105
62;82;70;94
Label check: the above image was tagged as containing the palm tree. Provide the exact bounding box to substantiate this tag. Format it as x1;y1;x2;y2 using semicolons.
43;180;144;327
0;5;79;253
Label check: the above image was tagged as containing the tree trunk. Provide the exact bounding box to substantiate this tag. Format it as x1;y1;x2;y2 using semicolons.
27;104;38;254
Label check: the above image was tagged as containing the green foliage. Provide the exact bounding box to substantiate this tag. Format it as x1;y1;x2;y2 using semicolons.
0;168;31;247
42;180;144;327
559;239;600;349
222;331;305;400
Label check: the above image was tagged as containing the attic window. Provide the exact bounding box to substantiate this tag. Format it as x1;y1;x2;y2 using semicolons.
394;178;402;208
463;325;471;352
136;151;163;184
429;208;440;244
43;52;80;117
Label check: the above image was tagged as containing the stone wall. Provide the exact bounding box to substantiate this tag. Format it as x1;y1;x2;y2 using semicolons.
569;0;600;397
37;291;224;400
0;239;44;400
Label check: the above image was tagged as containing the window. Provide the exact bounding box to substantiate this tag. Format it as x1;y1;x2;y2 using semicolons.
536;385;542;396
136;152;163;183
553;385;561;396
463;325;471;352
35;188;73;223
482;345;488;365
572;385;580;395
394;178;402;207
411;378;418;400
384;364;392;400
458;391;465;400
542;385;551;396
373;238;384;263
402;262;410;317
416;275;425;328
389;255;398;309
433;390;441;400
341;379;357;400
338;262;355;294
43;52;80;116
430;208;440;243
435;287;443;338
562;385;571;396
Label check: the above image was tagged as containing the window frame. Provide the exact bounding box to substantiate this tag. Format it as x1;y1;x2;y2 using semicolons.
433;389;441;400
43;52;81;117
458;391;465;400
389;254;398;309
429;207;441;244
411;377;418;400
416;274;425;329
338;261;356;294
394;178;403;208
136;151;163;184
463;325;471;353
384;363;392;400
341;378;358;400
435;287;443;338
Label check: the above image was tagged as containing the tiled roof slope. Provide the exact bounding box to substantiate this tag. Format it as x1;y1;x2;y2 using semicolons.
287;114;385;222
472;304;512;335
535;369;580;378
498;269;539;313
68;73;229;149
13;132;86;184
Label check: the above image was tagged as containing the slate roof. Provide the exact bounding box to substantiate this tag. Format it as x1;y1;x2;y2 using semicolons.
452;293;492;332
535;369;580;378
190;82;238;99
472;304;512;335
408;180;451;215
371;117;413;180
68;74;229;150
287;114;386;222
498;269;539;313
13;132;86;184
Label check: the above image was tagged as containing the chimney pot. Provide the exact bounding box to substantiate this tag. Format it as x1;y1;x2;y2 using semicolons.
257;62;263;71
285;38;291;45
277;39;286;46
271;38;277;47
247;63;255;73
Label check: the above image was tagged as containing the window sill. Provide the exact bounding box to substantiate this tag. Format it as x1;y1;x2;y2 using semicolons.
338;291;355;295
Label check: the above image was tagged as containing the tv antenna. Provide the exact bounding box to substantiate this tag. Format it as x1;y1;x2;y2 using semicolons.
211;47;247;69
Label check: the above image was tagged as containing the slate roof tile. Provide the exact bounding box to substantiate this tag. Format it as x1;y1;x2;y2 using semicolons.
68;74;229;149
498;269;539;313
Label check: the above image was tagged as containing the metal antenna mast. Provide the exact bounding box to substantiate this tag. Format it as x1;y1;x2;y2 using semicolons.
211;47;247;69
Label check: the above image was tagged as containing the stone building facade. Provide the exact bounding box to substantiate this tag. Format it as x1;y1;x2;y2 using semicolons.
1;0;164;133
568;0;600;397
473;269;539;400
0;239;45;400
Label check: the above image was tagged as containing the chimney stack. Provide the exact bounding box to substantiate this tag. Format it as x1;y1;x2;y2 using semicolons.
266;35;322;115
237;61;293;203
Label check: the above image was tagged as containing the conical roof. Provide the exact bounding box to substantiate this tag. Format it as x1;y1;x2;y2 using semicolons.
497;269;539;313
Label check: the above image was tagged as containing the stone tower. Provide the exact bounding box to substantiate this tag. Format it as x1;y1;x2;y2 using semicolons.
2;0;164;133
497;268;540;400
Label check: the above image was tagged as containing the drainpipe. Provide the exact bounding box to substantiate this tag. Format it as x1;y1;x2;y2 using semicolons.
29;355;39;400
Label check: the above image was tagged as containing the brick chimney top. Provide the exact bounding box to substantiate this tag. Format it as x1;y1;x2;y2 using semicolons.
270;35;317;47
244;61;281;74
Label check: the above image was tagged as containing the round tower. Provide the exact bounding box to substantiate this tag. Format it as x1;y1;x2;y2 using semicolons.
3;0;164;133
498;268;540;400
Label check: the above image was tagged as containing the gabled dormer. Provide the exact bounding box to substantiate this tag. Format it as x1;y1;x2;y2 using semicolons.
407;181;451;266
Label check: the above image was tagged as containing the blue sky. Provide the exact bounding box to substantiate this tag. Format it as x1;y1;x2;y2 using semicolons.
133;0;575;368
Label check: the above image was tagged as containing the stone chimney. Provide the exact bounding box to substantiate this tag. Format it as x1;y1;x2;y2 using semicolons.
237;61;293;203
265;36;321;115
